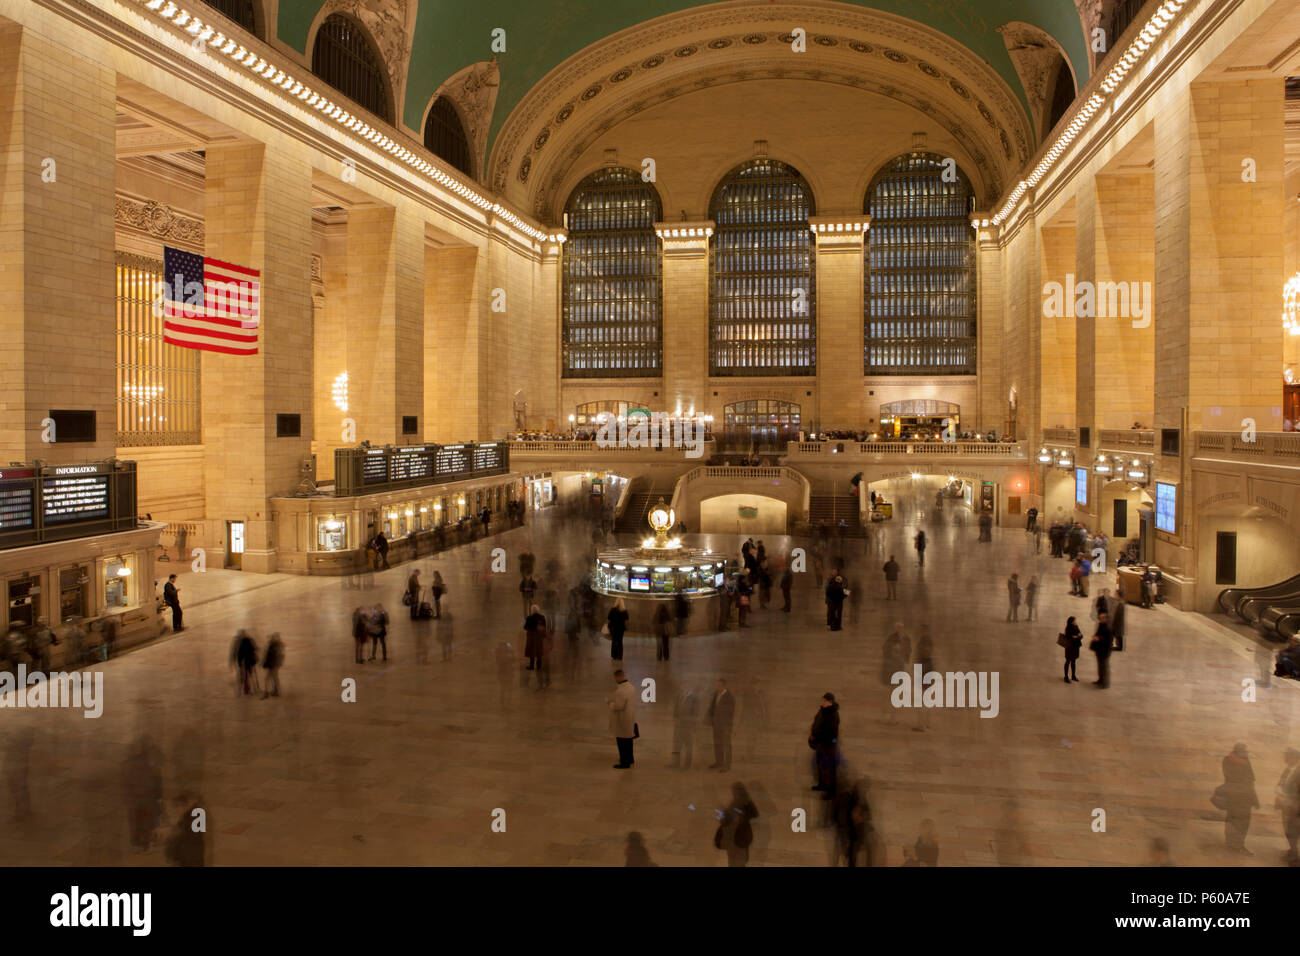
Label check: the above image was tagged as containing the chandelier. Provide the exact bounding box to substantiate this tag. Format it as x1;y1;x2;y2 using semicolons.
1285;273;1300;336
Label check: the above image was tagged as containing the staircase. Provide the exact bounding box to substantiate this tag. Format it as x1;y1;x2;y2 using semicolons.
808;495;866;537
615;489;665;535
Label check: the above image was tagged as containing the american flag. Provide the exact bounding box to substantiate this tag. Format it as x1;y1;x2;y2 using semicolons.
161;245;260;355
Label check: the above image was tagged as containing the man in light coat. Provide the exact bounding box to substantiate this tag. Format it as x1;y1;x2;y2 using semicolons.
608;669;637;769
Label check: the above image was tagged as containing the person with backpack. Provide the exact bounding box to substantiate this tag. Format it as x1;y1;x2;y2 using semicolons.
714;782;758;867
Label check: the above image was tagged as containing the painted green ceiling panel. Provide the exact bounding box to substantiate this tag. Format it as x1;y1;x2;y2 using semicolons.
276;0;1089;147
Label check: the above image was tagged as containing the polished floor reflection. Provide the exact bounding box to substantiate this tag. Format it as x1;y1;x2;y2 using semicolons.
2;490;1296;866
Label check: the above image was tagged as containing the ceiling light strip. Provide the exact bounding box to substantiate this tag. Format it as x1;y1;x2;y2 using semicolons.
991;0;1192;227
134;0;563;244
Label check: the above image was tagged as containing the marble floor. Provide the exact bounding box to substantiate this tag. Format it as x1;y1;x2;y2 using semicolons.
2;489;1297;867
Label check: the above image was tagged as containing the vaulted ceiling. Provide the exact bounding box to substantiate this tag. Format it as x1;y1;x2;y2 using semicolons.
273;0;1092;148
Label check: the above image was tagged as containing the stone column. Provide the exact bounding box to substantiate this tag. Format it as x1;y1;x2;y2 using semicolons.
974;221;1004;435
424;243;485;442
201;143;314;573
346;205;425;445
657;222;712;420
812;216;870;431
1153;78;1285;575
1039;219;1077;431
0;24;116;463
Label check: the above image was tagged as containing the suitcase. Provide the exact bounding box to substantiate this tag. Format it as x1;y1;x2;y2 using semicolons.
418;602;435;619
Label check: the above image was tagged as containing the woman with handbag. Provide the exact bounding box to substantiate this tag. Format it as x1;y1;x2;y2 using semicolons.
1059;616;1083;682
606;598;629;662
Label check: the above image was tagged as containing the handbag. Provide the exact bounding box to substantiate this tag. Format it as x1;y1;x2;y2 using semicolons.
1210;784;1230;811
402;592;413;606
1057;633;1069;648
601;621;611;636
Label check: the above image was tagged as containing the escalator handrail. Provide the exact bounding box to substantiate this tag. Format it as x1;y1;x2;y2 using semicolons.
1217;571;1300;616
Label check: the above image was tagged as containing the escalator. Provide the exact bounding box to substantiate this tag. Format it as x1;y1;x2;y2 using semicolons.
1218;572;1300;641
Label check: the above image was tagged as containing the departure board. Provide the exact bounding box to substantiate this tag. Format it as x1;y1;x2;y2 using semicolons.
0;478;35;530
42;474;110;523
435;445;472;476
361;451;388;485
473;443;504;472
389;446;434;482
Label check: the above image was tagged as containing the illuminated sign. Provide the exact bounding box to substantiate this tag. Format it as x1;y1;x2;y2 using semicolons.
1155;482;1177;533
1075;467;1088;505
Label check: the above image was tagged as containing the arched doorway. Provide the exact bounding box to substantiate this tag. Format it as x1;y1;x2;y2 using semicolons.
722;399;801;451
879;400;960;439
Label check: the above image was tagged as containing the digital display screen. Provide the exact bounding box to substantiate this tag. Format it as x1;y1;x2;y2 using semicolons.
42;475;109;523
389;446;433;483
435;445;472;477
362;452;388;485
473;443;503;472
1155;482;1176;533
715;572;724;587
1075;467;1088;506
0;480;35;531
629;575;650;592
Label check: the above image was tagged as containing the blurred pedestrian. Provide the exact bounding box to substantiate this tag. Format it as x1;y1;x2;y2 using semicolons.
367;603;389;662
1219;743;1259;854
707;679;734;772
809;692;840;797
714;783;758;867
654;604;673;661
607;669;637;769
261;633;283;698
607;598;629;662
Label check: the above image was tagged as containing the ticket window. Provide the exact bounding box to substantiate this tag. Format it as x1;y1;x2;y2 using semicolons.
399;510;412;537
104;555;136;611
317;519;347;552
7;576;42;629
59;566;89;620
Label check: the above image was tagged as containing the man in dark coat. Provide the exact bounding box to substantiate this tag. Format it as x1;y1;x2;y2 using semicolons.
882;556;900;600
707;679;735;771
1091;612;1113;688
824;573;846;631
163;574;183;632
809;692;840;796
1221;743;1260;853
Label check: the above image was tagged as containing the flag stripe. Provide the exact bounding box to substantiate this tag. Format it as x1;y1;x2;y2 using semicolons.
163;245;261;355
163;335;259;355
163;321;259;343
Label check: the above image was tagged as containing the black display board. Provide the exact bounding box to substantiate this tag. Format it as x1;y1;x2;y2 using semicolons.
334;443;508;497
0;462;138;551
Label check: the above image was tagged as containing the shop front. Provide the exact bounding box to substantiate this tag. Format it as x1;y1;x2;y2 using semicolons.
270;472;523;575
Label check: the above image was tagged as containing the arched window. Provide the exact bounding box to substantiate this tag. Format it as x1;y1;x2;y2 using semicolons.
864;152;976;375
710;160;816;376
562;168;663;379
572;400;652;426
1046;58;1076;134
723;399;802;447
199;0;260;36
311;14;392;124
424;97;473;177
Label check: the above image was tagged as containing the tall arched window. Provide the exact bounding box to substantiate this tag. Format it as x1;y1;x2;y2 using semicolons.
562;168;663;378
199;0;261;36
311;14;392;124
864;153;976;375
199;0;261;35
424;97;473;177
710;160;816;376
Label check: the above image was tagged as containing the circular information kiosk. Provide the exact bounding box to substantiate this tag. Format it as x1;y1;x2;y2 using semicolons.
593;500;723;601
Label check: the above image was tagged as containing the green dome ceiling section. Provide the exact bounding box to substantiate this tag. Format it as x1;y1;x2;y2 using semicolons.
275;0;1089;147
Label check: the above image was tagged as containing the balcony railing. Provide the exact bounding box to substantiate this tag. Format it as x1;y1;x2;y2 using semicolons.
1042;427;1078;444
509;439;716;457
787;441;1027;460
1194;431;1300;464
1098;429;1155;450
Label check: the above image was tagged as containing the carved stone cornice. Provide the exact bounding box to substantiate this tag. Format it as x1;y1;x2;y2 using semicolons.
114;194;203;248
